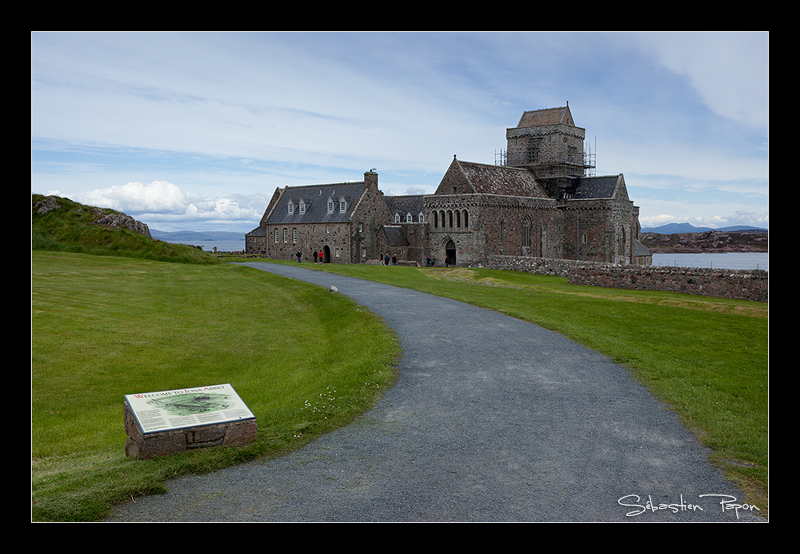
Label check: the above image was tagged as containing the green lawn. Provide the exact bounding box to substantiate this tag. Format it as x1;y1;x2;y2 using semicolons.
32;252;768;521
257;261;769;513
31;252;400;521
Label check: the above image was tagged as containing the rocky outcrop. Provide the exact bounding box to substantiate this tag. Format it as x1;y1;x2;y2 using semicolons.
89;207;152;238
34;196;61;215
33;195;152;239
640;230;768;253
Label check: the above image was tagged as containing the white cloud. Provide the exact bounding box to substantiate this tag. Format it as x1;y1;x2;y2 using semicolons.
74;181;267;231
635;32;769;130
32;32;769;232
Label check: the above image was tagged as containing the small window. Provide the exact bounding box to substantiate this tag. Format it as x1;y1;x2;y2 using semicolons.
299;200;306;214
293;228;297;244
339;197;347;212
274;228;279;243
288;201;294;214
327;199;334;214
406;213;413;223
418;212;425;223
283;228;288;243
394;213;400;223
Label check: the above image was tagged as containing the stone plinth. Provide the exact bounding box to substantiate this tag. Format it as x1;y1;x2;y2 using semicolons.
123;400;257;460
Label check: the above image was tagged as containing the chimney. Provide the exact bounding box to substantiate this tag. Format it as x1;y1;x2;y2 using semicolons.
364;170;378;193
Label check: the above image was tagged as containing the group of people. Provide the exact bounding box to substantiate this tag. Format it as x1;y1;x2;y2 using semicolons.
296;250;325;263
294;250;440;267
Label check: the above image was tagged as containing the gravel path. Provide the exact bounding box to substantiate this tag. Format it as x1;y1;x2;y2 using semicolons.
107;262;761;522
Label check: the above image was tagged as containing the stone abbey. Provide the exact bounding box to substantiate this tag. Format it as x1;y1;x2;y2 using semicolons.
246;105;652;266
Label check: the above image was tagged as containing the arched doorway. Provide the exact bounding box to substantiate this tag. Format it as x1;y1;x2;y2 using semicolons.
445;239;456;266
323;245;331;263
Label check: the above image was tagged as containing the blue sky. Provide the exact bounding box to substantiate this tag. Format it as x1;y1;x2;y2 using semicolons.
31;31;769;233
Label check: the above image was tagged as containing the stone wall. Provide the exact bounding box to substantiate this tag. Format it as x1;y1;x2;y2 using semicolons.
478;255;768;302
481;254;607;277
569;265;768;302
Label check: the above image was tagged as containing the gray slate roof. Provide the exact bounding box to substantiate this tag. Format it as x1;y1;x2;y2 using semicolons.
384;195;425;220
572;175;621;200
454;160;550;198
265;181;365;225
382;225;409;246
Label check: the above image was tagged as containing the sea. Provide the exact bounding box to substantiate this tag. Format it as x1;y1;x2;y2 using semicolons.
171;239;768;272
652;252;768;271
168;240;245;253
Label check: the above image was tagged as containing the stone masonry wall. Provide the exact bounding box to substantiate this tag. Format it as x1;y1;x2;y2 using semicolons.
569;265;768;302
479;255;768;302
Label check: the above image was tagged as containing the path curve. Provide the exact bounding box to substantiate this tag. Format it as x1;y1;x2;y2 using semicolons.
107;262;759;522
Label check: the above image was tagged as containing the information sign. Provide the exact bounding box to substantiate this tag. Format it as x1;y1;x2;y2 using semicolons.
124;383;255;434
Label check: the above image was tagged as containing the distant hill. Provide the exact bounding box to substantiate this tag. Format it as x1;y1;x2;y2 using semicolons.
642;223;768;234
640;225;768;253
150;229;245;242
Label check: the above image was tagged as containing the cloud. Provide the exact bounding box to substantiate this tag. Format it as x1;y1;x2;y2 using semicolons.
74;181;267;231
639;210;769;229
635;32;769;130
31;32;769;232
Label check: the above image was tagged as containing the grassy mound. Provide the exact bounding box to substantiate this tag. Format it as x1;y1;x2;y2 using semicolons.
31;194;220;264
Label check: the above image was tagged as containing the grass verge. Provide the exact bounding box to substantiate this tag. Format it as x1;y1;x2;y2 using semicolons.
31;252;400;521
251;260;768;514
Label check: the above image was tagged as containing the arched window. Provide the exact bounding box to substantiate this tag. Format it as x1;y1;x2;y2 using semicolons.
433;211;438;228
522;218;531;248
463;210;469;228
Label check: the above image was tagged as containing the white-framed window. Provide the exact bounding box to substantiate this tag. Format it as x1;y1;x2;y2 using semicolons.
394;213;400;223
299;200;306;214
406;213;413;223
418;212;424;223
283;228;288;243
292;228;297;244
327;198;334;214
339;197;347;212
274;228;279;243
288;201;294;214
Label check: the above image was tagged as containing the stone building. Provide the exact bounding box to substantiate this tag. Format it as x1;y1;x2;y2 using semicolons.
246;105;651;266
